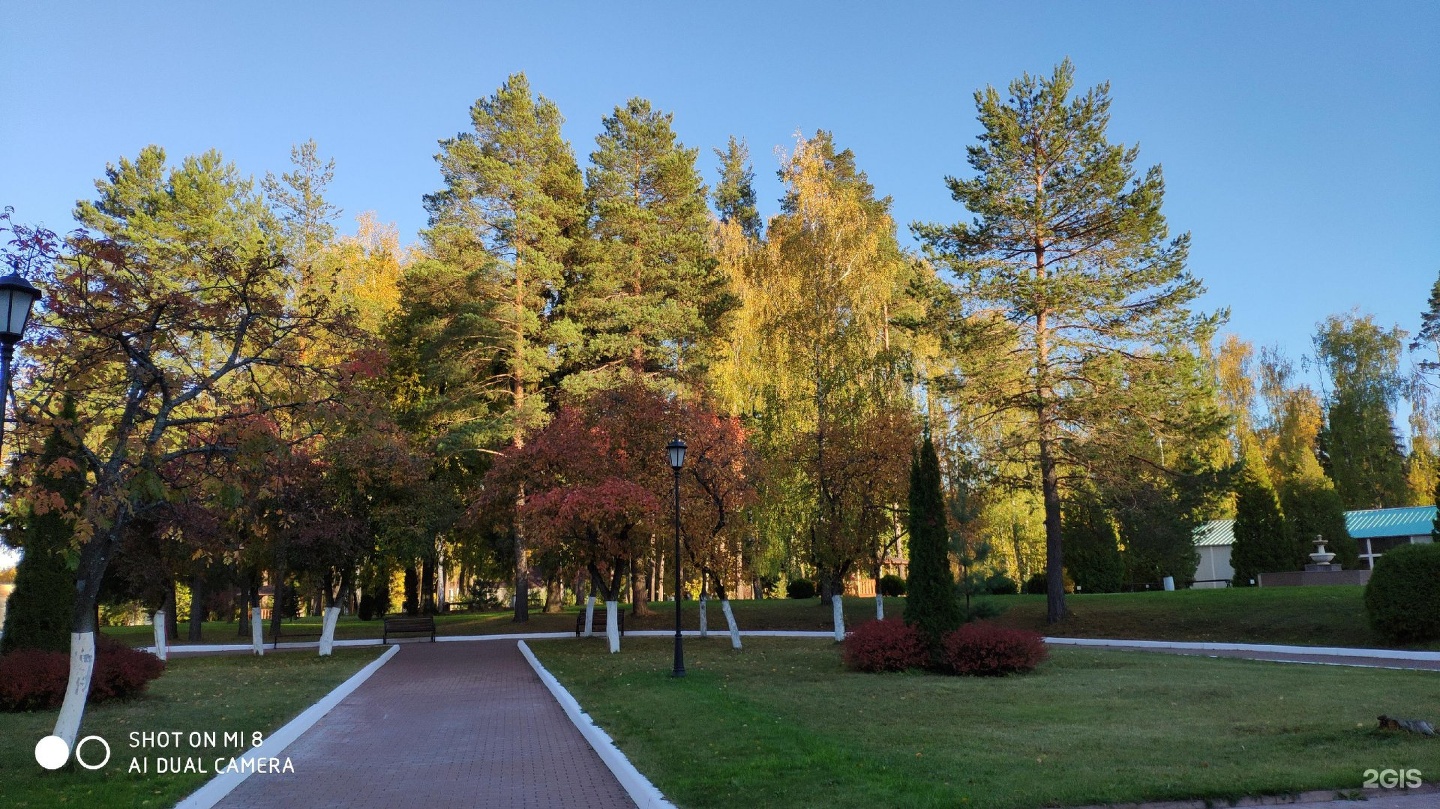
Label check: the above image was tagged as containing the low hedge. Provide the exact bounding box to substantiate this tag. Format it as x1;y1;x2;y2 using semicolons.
0;635;165;712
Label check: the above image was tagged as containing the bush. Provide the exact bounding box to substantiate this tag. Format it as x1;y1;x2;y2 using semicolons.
1364;543;1440;643
786;579;816;599
962;599;1007;622
985;573;1019;595
0;636;164;711
939;622;1048;676
357;594;376;621
842;619;929;672
878;574;907;597
1024;569;1075;595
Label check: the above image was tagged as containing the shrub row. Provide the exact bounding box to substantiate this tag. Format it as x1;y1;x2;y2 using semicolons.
0;636;165;712
842;619;1047;676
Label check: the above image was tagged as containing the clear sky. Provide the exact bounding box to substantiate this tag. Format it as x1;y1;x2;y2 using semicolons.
2;1;1437;375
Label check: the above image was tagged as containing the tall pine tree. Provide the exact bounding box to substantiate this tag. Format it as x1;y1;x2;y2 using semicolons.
560;98;730;392
916;60;1215;623
1231;453;1295;585
420;72;586;622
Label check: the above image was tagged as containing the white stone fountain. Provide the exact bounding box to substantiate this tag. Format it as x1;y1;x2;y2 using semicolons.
1305;534;1341;572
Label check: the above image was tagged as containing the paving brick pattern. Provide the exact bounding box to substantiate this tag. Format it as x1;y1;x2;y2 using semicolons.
216;641;636;809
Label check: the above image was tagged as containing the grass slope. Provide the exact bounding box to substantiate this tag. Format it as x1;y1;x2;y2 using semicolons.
1;647;380;808
532;637;1440;809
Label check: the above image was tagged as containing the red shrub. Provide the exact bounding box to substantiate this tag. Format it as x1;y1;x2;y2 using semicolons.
0;648;69;711
940;622;1048;676
0;637;165;712
843;619;929;672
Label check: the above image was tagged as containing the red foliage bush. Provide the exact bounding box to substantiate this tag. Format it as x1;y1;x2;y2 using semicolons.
940;622;1048;676
0;636;165;711
843;619;929;672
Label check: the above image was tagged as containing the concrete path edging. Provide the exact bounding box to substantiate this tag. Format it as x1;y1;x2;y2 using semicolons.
1044;637;1440;661
173;644;400;809
517;640;675;809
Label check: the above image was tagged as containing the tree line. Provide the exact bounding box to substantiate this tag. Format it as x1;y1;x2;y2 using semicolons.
3;60;1436;743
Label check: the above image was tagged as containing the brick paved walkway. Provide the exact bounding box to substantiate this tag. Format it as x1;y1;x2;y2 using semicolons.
215;641;636;809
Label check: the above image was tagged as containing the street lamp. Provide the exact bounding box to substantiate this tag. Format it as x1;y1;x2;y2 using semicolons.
667;437;687;678
0;271;41;454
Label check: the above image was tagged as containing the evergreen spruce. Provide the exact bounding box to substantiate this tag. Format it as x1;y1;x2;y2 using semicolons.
1279;478;1358;569
1231;456;1293;585
904;435;961;646
1062;488;1125;593
1;399;85;654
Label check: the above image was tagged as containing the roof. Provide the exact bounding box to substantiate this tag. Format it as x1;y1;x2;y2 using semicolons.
1344;506;1437;540
1193;505;1438;546
1194;519;1234;548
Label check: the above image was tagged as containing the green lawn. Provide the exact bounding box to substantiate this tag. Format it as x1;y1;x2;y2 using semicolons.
104;586;1430;650
531;636;1440;809
0;647;381;808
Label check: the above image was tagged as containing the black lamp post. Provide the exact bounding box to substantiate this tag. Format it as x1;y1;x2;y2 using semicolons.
0;271;41;454
667;437;687;678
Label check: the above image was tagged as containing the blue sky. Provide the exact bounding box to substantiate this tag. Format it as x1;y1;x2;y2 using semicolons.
2;1;1437;375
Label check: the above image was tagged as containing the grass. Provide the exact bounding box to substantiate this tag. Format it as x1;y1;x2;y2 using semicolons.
0;647;381;808
531;636;1440;809
104;585;1432;650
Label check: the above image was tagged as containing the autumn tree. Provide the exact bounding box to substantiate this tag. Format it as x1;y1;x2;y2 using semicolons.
8;147;361;747
420;72;585;621
1314;312;1408;509
916;60;1216;622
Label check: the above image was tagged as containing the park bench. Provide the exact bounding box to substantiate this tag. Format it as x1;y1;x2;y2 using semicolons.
270;621;324;649
383;615;437;644
575;609;625;637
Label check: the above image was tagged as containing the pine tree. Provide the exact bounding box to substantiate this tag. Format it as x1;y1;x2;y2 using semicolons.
1;398;85;654
1231;455;1294;585
904;435;961;646
419;72;586;623
1062;487;1125;593
713;136;761;239
560;98;730;391
916;60;1215;622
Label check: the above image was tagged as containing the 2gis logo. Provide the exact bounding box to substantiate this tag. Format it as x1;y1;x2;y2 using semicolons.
35;734;111;770
1363;768;1423;789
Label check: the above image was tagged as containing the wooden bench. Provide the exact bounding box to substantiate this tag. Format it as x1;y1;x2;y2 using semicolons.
383;615;437;644
575;609;625;637
270;622;324;649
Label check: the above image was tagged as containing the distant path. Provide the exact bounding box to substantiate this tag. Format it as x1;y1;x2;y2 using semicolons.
213;641;635;809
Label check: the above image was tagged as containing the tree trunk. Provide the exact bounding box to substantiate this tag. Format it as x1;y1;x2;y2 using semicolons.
721;598;742;649
605;601;620;653
53;522;123;748
421;556;437;615
1039;424;1066;623
513;485;530;623
698;592;709;638
403;565;418;616
831;594;845;641
544;575;563;614
188;569;205;642
631;555;657;616
163;582;178;641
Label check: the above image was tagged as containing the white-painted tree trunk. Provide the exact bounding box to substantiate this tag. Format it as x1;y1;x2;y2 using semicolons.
698;593;709;638
318;607;341;656
583;595;595;638
152;610;168;661
250;607;264;656
605;601;619;653
721;598;742;649
52;631;96;748
832;594;845;641
875;592;884;621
